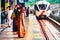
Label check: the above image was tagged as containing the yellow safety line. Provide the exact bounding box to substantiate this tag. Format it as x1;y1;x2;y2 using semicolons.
25;15;33;40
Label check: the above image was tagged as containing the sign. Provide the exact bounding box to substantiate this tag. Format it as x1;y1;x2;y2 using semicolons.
24;0;28;2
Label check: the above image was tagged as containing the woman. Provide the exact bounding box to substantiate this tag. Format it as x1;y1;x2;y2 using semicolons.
11;5;18;33
8;6;13;27
17;7;26;38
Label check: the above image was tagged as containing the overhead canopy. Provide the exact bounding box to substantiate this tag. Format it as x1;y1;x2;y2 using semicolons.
47;0;60;4
25;0;41;7
25;0;60;7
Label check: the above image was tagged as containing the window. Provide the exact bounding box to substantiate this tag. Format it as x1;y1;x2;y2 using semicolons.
38;4;47;10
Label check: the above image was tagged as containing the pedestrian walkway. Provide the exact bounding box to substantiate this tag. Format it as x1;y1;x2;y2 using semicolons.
0;14;45;40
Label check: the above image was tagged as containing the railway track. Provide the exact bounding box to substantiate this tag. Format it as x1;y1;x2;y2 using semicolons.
38;19;60;40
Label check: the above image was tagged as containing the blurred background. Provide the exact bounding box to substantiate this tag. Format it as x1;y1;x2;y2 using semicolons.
0;0;60;40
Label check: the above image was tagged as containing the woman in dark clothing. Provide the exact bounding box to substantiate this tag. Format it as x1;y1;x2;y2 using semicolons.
11;5;18;32
13;8;18;32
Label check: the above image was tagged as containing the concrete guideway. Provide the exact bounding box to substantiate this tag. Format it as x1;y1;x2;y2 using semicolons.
48;17;60;26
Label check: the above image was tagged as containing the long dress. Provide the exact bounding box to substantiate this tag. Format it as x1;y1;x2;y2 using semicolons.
13;9;18;32
17;13;26;38
11;9;18;32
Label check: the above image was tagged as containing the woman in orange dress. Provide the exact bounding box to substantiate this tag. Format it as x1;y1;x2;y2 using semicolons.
17;7;26;38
